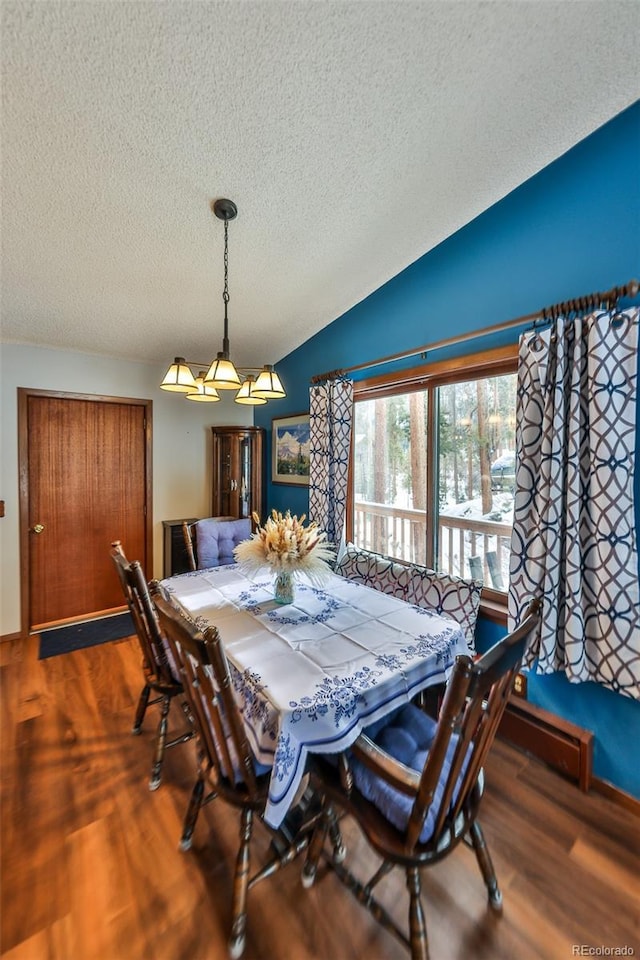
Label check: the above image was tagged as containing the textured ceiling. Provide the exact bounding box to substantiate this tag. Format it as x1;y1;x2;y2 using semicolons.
1;1;638;369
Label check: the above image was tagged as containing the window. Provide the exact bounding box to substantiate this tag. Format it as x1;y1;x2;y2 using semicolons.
348;346;518;600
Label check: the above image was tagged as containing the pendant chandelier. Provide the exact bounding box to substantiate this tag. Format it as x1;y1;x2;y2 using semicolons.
160;198;286;405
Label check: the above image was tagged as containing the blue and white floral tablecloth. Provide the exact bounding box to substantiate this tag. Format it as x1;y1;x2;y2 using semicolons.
160;565;468;828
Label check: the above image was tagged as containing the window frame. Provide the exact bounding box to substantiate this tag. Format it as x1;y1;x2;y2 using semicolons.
347;343;519;624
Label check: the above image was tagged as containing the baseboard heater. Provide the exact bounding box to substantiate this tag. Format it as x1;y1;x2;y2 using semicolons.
498;697;593;791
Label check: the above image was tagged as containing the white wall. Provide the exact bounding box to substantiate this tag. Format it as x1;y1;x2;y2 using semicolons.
0;342;252;636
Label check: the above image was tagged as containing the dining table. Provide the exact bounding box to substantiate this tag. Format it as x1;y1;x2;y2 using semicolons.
159;564;468;829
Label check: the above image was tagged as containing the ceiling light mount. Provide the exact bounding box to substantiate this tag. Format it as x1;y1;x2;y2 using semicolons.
160;197;286;405
212;198;237;222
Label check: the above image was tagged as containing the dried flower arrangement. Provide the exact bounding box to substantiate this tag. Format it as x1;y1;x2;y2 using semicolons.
233;510;335;583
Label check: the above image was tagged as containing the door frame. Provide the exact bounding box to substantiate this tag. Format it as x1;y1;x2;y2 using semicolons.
18;388;153;637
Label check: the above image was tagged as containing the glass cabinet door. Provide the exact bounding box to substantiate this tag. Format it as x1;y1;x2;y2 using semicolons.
239;434;252;518
211;427;264;522
218;433;234;516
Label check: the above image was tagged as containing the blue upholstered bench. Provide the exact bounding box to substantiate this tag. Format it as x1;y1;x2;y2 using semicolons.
335;543;482;652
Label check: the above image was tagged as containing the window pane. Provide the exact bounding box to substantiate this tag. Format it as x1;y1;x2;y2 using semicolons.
353;393;428;564
352;367;517;595
436;374;516;588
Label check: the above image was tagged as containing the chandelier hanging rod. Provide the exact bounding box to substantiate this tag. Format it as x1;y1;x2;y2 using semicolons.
216;197;235;359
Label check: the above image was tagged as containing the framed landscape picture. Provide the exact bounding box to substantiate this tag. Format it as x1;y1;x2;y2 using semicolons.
272;413;310;485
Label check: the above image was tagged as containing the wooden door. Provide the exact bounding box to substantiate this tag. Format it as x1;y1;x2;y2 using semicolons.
19;390;151;631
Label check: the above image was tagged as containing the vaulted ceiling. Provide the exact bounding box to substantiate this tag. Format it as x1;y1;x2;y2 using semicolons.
2;1;638;369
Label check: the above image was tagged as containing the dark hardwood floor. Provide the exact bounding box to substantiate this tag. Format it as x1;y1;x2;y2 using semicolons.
1;633;638;960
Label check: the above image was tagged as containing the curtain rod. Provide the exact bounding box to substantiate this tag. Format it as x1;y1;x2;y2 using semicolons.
310;278;639;384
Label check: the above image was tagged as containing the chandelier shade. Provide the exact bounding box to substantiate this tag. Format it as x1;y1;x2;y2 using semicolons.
204;353;242;389
186;372;221;402
235;375;267;405
160;358;197;392
252;365;286;398
159;198;286;405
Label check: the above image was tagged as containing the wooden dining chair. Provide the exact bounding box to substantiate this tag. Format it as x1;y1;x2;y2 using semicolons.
152;589;330;959
182;517;249;571
301;598;542;960
110;541;193;790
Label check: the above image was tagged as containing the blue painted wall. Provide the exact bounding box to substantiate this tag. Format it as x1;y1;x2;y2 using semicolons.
256;101;640;797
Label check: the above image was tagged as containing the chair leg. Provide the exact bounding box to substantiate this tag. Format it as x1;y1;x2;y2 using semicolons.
132;683;151;734
326;804;346;863
149;695;171;791
406;867;429;960
179;775;206;852
469;819;502;912
301;800;330;889
180;698;195;728
229;808;253;960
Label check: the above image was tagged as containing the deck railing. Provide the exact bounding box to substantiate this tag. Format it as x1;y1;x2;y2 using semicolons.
353;499;512;588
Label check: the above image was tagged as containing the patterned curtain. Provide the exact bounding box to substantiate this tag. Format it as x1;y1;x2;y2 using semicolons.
308;377;354;549
508;307;639;700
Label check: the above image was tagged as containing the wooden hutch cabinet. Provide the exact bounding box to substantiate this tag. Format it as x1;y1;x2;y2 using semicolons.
211;426;265;521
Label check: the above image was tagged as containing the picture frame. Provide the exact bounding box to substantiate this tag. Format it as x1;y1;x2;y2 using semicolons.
272;413;311;485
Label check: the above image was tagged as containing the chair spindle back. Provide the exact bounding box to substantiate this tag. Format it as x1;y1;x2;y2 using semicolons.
406;598;541;850
110;540;175;685
153;591;261;800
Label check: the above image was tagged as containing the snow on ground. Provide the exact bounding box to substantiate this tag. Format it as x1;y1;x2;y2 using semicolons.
440;493;514;524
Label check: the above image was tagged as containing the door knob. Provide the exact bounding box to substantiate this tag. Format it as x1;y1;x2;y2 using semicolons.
31;523;45;534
